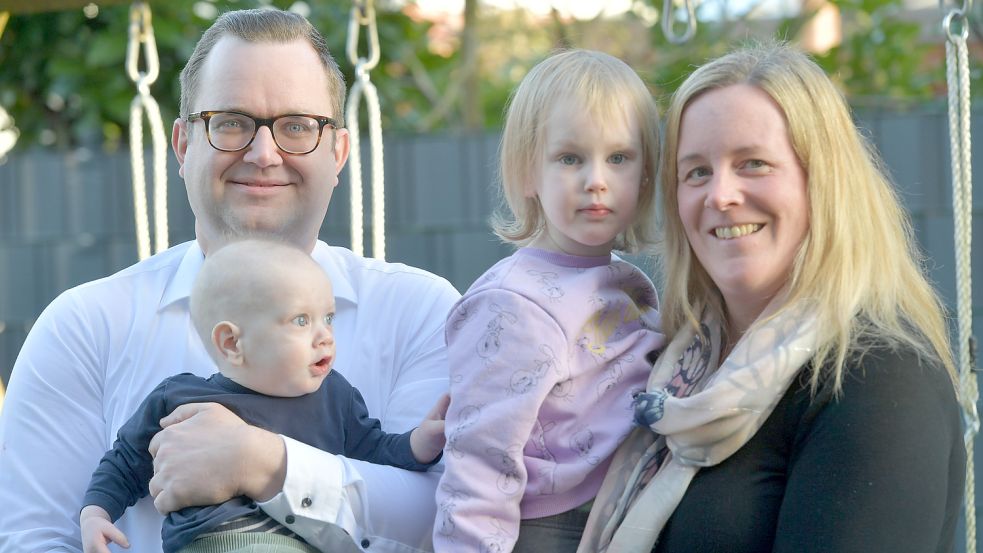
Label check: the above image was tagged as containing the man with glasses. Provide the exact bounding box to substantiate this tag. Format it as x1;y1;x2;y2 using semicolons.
0;8;459;553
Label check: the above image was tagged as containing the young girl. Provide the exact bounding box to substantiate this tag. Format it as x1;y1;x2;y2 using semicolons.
433;49;666;552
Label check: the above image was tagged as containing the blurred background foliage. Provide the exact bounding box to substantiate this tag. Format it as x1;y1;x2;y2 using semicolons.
0;0;979;152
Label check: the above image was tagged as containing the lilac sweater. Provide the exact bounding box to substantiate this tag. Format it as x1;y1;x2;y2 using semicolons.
434;248;666;552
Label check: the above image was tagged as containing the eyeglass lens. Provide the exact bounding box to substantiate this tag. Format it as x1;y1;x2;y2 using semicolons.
208;112;322;154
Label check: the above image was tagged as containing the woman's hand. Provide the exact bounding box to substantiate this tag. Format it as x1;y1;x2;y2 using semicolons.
148;402;287;514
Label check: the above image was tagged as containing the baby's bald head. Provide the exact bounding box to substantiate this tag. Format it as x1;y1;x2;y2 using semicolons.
190;238;332;364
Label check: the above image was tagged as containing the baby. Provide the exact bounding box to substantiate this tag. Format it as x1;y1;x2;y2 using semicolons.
80;238;447;553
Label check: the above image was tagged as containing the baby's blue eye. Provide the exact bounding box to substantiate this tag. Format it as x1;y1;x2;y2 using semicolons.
559;154;579;165
324;313;335;326
293;315;309;327
609;153;627;164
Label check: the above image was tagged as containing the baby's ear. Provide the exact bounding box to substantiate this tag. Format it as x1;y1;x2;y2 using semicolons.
212;321;244;366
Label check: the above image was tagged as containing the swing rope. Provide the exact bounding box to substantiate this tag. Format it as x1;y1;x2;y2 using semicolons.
126;1;168;261
345;0;386;260
944;3;979;551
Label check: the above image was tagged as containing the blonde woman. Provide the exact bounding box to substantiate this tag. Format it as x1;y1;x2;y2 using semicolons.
579;42;965;553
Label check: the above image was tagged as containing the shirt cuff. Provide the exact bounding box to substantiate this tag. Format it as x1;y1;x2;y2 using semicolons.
257;435;358;547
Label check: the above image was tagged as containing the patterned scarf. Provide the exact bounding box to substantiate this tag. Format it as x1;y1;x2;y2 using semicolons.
577;303;818;552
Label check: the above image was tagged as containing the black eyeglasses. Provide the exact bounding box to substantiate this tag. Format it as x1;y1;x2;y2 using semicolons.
186;111;340;155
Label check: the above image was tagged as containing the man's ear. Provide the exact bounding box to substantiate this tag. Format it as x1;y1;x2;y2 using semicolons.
332;127;351;177
172;118;188;178
211;321;244;366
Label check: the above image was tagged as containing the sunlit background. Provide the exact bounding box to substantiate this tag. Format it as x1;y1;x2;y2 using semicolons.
0;0;971;160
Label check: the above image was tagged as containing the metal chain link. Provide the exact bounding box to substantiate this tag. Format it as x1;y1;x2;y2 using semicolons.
345;0;386;260
944;2;978;551
126;1;168;261
663;0;697;44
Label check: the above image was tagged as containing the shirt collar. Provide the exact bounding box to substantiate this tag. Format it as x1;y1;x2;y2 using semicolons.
158;240;357;312
310;241;357;306
159;241;205;311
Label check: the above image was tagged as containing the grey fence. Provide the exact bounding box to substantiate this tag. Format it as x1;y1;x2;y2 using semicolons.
1;107;982;547
3;109;983;379
2;108;983;378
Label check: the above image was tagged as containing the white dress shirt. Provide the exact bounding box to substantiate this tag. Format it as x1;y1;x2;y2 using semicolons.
0;240;460;553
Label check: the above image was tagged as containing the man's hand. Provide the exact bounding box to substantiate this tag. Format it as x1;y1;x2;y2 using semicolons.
80;505;129;553
410;393;450;463
148;402;287;514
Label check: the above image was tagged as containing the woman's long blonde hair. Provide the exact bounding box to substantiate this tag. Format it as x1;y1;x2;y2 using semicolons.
658;42;955;393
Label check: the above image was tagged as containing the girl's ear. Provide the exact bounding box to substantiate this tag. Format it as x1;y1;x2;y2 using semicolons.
212;321;244;366
523;178;538;199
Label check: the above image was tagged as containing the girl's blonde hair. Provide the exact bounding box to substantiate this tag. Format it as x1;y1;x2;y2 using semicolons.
493;49;660;253
659;42;955;393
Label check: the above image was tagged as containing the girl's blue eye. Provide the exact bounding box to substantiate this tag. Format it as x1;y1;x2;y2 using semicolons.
324;313;334;326
293;315;309;327
559;154;579;165
609;153;626;164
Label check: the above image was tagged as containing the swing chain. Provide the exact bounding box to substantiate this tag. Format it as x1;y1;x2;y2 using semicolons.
126;2;159;95
662;0;697;45
126;1;169;261
943;10;969;41
345;0;386;260
347;0;381;74
942;0;972;41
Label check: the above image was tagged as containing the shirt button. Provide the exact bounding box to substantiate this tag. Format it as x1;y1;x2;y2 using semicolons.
285;515;296;524
301;497;313;508
361;538;371;548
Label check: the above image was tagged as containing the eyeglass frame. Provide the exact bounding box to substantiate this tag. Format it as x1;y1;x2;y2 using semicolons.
186;110;341;155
